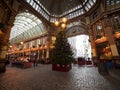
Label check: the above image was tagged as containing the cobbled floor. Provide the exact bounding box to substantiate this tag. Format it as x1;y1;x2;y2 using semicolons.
0;64;120;90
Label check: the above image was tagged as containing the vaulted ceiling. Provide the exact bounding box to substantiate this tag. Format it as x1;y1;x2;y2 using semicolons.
39;0;92;15
25;0;97;22
9;12;47;44
9;0;97;44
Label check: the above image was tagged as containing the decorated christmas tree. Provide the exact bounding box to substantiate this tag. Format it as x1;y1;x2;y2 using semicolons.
50;30;74;65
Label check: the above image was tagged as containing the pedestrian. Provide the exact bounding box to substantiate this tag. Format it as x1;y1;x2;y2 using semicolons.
33;57;37;67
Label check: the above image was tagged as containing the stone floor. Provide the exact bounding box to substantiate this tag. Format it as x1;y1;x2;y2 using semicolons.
0;64;120;90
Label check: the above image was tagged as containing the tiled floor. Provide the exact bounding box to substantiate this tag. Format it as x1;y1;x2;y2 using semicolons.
0;64;120;90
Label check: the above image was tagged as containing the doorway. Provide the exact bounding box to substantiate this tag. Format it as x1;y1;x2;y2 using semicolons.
68;34;92;61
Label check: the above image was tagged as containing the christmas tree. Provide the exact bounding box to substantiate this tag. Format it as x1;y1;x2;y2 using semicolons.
50;30;74;65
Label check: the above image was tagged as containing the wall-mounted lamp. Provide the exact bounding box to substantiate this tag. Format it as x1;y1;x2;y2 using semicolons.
114;32;120;38
9;45;12;48
20;41;24;45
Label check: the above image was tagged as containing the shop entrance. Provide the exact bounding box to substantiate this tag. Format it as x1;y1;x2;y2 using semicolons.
68;34;92;65
68;34;92;60
66;21;92;65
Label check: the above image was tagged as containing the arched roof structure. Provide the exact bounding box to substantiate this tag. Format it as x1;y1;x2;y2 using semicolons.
9;0;97;44
9;12;47;44
66;21;89;37
25;0;97;22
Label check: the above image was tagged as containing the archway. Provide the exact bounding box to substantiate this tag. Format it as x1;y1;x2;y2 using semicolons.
7;12;49;67
9;12;47;44
68;34;92;60
66;21;92;65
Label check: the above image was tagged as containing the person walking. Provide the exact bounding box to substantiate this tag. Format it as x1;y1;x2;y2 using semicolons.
33;57;37;67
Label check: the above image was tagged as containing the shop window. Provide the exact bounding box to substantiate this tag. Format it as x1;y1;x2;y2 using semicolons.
96;25;103;35
116;39;120;55
94;22;105;39
111;16;120;32
114;16;120;29
96;42;112;59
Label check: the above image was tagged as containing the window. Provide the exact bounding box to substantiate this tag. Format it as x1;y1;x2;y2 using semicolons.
25;0;96;22
93;0;96;3
9;12;46;44
26;0;30;3
89;0;94;6
85;6;89;11
68;35;92;59
106;0;120;6
30;0;34;6
96;25;104;36
116;0;120;4
86;3;91;9
111;0;115;5
111;16;120;32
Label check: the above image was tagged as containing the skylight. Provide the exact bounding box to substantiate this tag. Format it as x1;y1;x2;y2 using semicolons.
9;12;46;44
25;0;97;22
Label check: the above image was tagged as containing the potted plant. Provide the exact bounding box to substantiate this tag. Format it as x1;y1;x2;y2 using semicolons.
50;30;74;72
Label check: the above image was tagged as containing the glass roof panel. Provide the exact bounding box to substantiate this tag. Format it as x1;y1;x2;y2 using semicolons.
9;12;47;44
25;0;97;22
89;0;94;6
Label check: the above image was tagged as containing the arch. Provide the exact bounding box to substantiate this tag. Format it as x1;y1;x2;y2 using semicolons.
66;21;92;59
66;21;89;37
68;34;92;59
9;12;47;44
